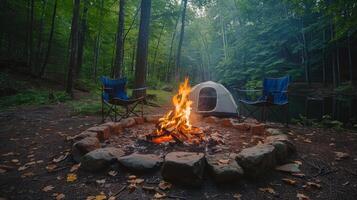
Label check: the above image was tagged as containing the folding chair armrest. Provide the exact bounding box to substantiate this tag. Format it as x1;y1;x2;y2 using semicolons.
132;87;148;91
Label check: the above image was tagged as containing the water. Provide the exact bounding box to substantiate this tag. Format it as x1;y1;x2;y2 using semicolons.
232;90;357;128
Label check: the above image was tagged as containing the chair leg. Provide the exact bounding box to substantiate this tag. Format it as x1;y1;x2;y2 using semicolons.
101;100;104;123
286;103;289;127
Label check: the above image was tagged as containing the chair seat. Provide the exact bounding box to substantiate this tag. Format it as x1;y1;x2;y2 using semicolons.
109;96;144;106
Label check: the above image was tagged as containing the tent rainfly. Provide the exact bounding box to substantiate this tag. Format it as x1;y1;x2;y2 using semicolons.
190;81;238;117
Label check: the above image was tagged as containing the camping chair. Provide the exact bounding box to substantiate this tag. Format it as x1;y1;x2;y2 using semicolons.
100;76;145;122
237;76;290;124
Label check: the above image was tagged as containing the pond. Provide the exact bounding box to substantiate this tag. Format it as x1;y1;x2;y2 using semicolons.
231;90;357;129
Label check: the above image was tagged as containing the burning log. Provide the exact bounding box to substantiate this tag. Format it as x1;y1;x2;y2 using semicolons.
146;78;204;144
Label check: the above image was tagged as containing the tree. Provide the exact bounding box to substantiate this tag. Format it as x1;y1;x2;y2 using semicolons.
113;0;125;78
175;0;188;82
39;0;57;78
133;0;152;98
75;0;89;80
66;0;81;96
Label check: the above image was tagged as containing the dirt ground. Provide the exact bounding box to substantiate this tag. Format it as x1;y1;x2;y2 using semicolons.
1;103;357;200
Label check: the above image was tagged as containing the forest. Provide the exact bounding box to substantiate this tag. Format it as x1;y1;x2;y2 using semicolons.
1;0;357;200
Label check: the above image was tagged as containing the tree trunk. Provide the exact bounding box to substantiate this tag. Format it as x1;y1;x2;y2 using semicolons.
166;10;181;82
301;18;310;86
39;0;57;78
35;0;48;75
27;0;34;71
113;0;126;78
66;0;81;96
322;28;326;86
175;0;188;82
130;42;136;74
221;15;227;61
93;0;104;81
347;31;353;82
336;43;340;85
152;24;165;80
133;0;151;98
330;20;337;88
75;0;88;80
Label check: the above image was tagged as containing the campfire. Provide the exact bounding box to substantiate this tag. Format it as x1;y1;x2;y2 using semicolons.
146;78;204;144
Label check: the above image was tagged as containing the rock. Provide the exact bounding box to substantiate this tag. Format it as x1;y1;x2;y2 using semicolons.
245;118;259;124
204;116;220;124
81;147;125;172
266;128;283;135
250;124;265;135
118;153;163;172
206;153;244;183
87;125;111;141
133;117;145;125
161;152;205;186
120;118;136;128
265;135;295;156
72;137;100;163
102;122;123;134
233;122;251;131
275;163;301;173
69;131;98;141
236;144;276;177
144;115;161;123
221;118;236;127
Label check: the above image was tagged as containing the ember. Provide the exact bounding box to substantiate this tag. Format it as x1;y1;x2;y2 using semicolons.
147;78;204;144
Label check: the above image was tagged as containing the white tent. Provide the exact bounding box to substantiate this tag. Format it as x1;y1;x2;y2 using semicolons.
190;81;238;117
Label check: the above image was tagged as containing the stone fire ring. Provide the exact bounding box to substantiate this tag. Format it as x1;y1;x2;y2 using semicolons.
69;115;296;185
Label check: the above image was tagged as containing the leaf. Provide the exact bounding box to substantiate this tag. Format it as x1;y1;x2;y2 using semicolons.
153;192;167;199
135;178;145;184
275;163;301;173
291;173;305;178
334;151;349;161
96;179;106;184
218;159;230;165
18;165;30;171
108;170;118;177
259;187;276;194
95;192;106;200
233;193;242;200
128;183;137;193
158;180;172;190
128;175;136;180
2;152;15;156
21;172;34;178
55;193;65;200
66;173;77;182
282;178;297;185
53;152;69;163
42;185;54;192
293;160;302;165
305;181;321;189
46;164;57;172
303;138;312;143
70;163;81;172
11;159;19;163
142;185;156;192
297;193;310;200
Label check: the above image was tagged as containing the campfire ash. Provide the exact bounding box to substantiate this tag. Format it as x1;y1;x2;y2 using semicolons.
146;78;204;144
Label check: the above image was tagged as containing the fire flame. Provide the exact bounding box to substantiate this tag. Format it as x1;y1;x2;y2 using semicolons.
148;77;203;144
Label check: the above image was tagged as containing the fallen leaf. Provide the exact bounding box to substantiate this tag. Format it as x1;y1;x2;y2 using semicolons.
108;170;118;177
291;173;305;178
303;138;312;143
46;164;57;172
153;192;166;199
55;193;65;200
335;151;349;161
95;192;106;200
342;181;349;186
86;196;96;200
158;180;172;190
70;164;81;172
21;172;34;178
128;175;136;180
218;159;230;165
275;163;301;173
135;178;145;184
297;193;310;200
282;178;297;185
259;187;276;195
2;152;15;156
42;185;54;192
108;197;116;200
306;181;321;189
233;193;242;200
142;185;156;192
66;173;77;182
128;183;137;193
293;160;302;165
18;165;29;171
53;152;69;163
96;179;106;184
11;159;19;163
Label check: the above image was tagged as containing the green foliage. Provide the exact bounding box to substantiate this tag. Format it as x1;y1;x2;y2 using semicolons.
292;114;344;130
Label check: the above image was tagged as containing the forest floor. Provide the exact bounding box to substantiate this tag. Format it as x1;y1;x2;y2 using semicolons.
1;101;357;200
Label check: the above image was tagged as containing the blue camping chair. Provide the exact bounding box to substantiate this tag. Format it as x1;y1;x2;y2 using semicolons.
100;76;146;122
237;76;290;124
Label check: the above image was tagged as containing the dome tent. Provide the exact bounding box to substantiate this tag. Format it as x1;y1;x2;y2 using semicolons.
190;81;238;117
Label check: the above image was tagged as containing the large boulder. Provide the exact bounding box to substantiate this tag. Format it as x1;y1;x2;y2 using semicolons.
120;118;136;128
118;153;163;172
206;153;244;183
80;147;125;172
161;152;205;186
266;128;284;135
236;144;276;177
144;115;161;123
72;137;100;162
86;125;111;141
264;135;295;163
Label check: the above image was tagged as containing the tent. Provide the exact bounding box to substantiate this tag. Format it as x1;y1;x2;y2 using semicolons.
190;81;238;117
